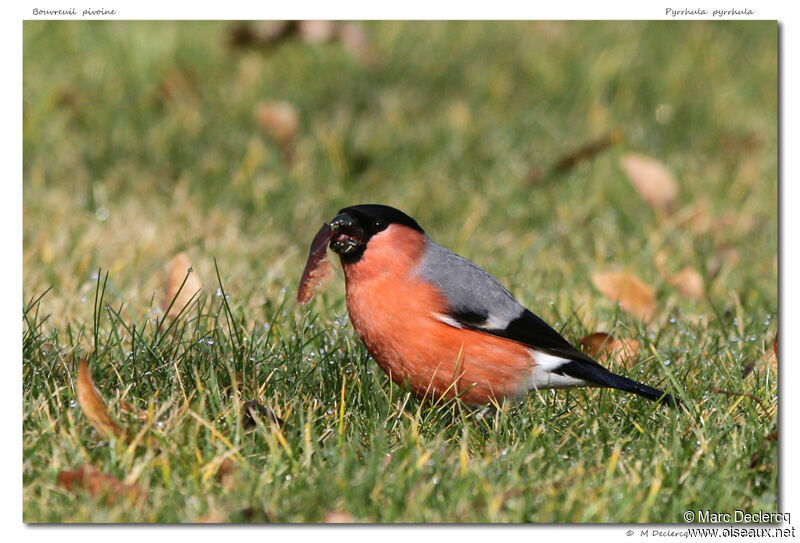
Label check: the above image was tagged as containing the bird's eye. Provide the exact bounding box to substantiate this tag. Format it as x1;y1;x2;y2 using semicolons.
373;219;386;231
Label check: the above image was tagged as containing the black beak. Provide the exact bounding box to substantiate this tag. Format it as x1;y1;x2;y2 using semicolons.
329;212;365;257
329;212;356;232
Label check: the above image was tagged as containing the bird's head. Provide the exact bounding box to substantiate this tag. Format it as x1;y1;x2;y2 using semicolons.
328;204;424;263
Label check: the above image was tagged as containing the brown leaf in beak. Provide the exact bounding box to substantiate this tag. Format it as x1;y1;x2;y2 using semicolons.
297;223;335;303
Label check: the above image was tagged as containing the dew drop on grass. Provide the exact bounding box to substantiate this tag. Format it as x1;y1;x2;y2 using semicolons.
69;400;77;408
207;338;215;345
285;475;292;481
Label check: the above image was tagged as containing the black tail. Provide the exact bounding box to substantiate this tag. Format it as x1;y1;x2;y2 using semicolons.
556;359;681;407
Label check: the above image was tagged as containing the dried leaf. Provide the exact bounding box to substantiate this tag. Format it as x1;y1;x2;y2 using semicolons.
194;512;227;523
591;271;657;322
324;511;356;523
217;458;238;490
228;21;298;48
297;223;334;303
255;101;299;145
619;153;679;213
76;358;125;441
774;333;778;358
680;200;714;235
255;101;300;162
338;23;380;66
57;465;145;504
668;266;705;300
551;131;623;174
761;332;778;375
298;20;337;43
579;332;641;368
164;252;202;319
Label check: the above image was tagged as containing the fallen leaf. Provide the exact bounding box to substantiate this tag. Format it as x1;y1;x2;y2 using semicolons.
194;512;227;523
706;246;740;278
619;153;679;213
255;101;300;162
591;271;657;322
324;511;356;523
668;266;705;300
255;101;299;144
761;332;778;375
579;332;641;368
676;199;713;235
57;464;145;504
298;20;337;43
217;458;238;490
164;252;202;319
338;23;380;66
551;131;623;174
76;358;125;441
228;21;298;48
297;222;334;303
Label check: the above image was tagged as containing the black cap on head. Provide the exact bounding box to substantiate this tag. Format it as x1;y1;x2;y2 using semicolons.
328;204;424;262
336;204;424;235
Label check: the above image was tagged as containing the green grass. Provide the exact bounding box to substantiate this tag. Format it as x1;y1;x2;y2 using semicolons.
23;20;777;523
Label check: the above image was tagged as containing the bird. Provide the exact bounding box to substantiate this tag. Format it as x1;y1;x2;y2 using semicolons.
319;203;680;408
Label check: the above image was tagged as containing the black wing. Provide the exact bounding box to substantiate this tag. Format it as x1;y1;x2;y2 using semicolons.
455;308;679;406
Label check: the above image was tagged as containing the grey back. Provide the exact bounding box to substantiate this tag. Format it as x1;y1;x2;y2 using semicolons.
414;238;525;329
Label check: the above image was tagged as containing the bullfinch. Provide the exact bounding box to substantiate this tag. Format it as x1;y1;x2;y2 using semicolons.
318;204;680;408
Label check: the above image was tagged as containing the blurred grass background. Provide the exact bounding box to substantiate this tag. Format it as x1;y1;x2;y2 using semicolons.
23;21;777;523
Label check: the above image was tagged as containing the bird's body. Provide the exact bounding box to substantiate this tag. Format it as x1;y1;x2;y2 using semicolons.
342;224;535;404
310;204;679;407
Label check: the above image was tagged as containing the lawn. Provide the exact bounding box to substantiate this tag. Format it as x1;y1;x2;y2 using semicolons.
23;20;777;523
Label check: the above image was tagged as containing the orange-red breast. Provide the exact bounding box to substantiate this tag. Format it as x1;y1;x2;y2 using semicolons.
317;204;679;407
